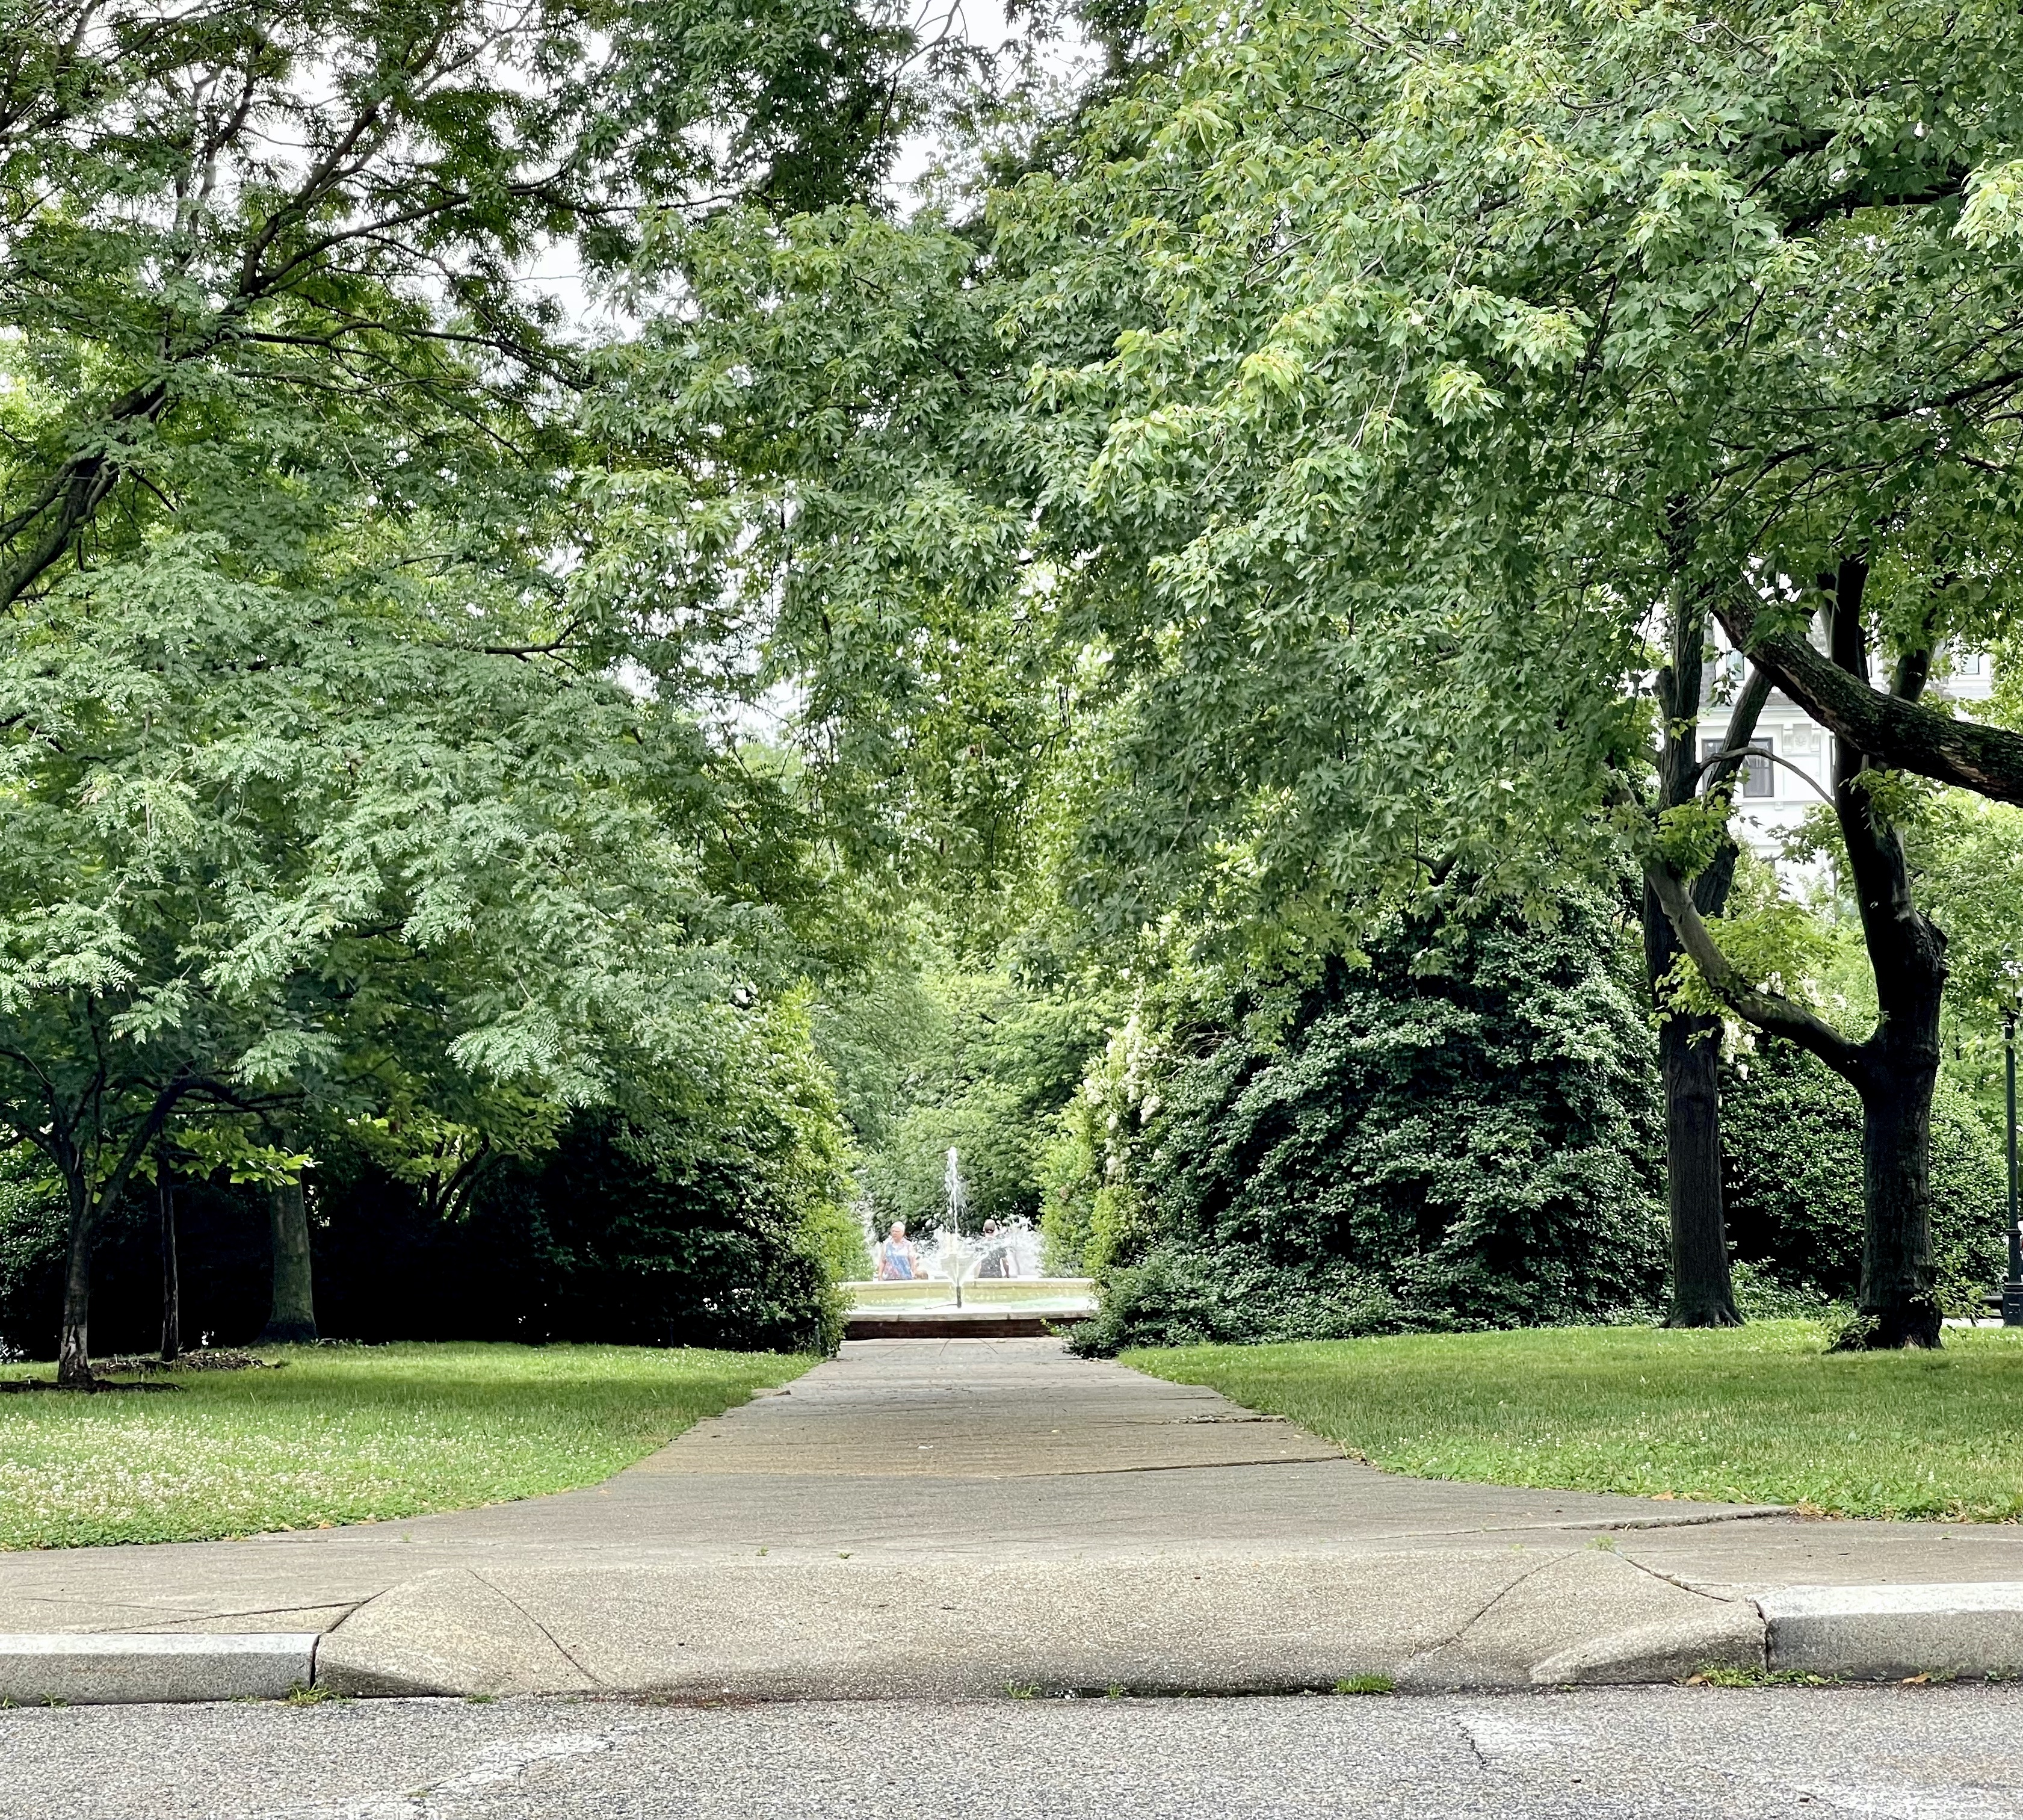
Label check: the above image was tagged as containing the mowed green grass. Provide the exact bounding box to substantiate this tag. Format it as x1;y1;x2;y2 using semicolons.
1128;1321;2023;1520
0;1342;813;1549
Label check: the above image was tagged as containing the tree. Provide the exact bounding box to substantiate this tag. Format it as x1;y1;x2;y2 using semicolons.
0;474;785;1381
642;1;2023;1347
0;0;925;618
1648;568;1954;1345
0;0;978;1381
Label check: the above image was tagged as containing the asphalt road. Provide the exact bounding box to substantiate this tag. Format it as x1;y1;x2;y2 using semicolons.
5;1686;2022;1819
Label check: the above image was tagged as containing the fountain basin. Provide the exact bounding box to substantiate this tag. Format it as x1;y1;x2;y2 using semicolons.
842;1278;1097;1340
846;1278;1095;1310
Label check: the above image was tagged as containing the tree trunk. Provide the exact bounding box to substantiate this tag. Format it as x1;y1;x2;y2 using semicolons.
1827;557;1947;1350
1838;864;1947;1348
46;1087;185;1385
1850;1041;1943;1347
259;1180;318;1345
56;1186;94;1388
1645;879;1740;1325
160;1182;181;1363
1642;572;1764;1328
1660;1009;1740;1325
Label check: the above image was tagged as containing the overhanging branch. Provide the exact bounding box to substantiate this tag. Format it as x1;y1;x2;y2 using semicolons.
1717;588;2023;803
1644;858;1864;1081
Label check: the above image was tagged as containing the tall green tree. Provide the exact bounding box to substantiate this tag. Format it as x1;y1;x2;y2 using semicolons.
0;0;924;615
936;0;2023;1345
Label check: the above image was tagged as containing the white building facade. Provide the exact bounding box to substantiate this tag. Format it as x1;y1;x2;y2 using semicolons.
1694;646;1994;861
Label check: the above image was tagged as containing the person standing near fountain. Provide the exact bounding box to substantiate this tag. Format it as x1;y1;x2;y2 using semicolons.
976;1219;1014;1279
874;1221;928;1281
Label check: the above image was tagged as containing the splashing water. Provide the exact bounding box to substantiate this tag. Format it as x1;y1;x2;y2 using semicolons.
857;1146;1054;1293
944;1146;966;1237
937;1147;971;1305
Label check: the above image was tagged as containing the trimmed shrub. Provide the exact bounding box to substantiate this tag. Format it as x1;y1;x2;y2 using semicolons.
454;1112;846;1355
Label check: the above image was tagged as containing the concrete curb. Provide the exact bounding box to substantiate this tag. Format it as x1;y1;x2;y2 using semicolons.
1531;1604;1766;1686
0;1633;318;1705
17;1581;2023;1702
1761;1582;2023;1679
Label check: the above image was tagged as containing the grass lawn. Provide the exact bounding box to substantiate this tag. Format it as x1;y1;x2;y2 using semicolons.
1128;1320;2023;1521
0;1342;812;1549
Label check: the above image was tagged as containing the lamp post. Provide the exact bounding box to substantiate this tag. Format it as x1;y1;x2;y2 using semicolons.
2003;950;2023;1326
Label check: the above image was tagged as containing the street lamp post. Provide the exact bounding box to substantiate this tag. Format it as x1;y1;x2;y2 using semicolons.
2004;952;2023;1326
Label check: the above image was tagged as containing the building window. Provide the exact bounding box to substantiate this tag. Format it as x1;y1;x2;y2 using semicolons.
1703;736;1774;798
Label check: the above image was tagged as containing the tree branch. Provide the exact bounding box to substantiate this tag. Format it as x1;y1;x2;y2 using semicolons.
1645;859;1864;1079
1716;586;2023;804
1688;659;1777;915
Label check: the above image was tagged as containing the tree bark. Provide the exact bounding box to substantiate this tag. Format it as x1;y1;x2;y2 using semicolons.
55;1180;94;1388
46;1085;186;1387
1851;1039;1942;1346
1715;585;2023;804
1657;1010;1738;1323
259;1180;318;1345
1642;580;1771;1327
159;1182;181;1364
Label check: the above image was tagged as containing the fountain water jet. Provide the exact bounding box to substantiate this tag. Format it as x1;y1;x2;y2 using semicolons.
937;1146;972;1307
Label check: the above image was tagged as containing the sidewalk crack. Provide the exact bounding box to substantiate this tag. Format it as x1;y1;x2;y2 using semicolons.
1404;1549;1570;1675
469;1571;606;1688
155;1599;371;1629
1457;1718;1499;1776
1616;1553;1736;1602
321;1585;390;1636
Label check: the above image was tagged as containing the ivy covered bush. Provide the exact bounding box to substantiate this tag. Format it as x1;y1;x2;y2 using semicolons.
1054;889;1669;1352
1722;1041;2005;1314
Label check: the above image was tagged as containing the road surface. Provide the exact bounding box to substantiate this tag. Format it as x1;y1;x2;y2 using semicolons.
4;1684;2019;1819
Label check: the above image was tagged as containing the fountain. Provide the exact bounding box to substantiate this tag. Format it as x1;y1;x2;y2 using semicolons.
912;1149;1051;1299
844;1144;1087;1335
935;1147;973;1308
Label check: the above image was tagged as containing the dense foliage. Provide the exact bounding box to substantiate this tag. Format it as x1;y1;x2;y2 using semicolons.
0;1001;858;1357
11;0;2022;1372
669;0;2023;1347
1055;890;1668;1351
0;0;924;616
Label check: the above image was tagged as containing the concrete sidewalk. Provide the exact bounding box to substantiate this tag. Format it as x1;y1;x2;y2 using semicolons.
7;1339;2023;1700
